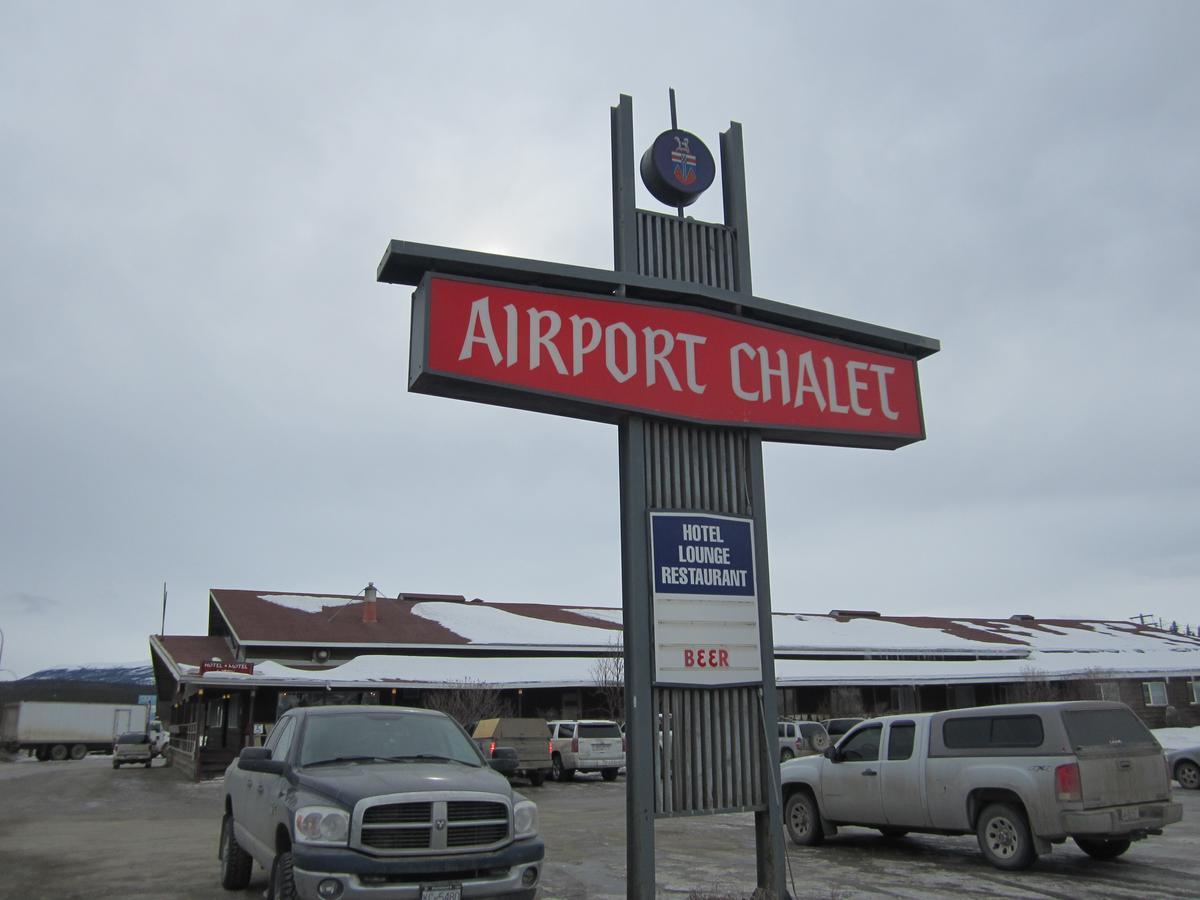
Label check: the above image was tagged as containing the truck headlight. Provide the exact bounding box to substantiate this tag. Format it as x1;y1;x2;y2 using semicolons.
295;806;350;845
513;799;538;840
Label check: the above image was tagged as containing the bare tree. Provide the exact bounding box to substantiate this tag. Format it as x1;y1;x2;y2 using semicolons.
421;679;511;729
591;639;624;722
1010;665;1058;703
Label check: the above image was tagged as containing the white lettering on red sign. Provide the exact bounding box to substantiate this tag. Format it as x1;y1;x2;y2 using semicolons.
426;276;923;443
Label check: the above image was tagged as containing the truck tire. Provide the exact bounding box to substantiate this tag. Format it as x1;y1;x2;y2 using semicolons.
976;802;1037;870
601;768;619;781
551;754;574;782
781;748;794;762
528;769;546;787
1074;837;1131;860
270;850;299;900
784;790;824;846
1176;760;1200;790
35;747;49;762
50;744;69;761
112;760;120;769
69;744;88;760
218;814;253;890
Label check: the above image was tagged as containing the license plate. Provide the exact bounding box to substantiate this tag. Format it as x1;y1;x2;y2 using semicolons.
421;884;461;900
1117;807;1140;822
593;742;610;750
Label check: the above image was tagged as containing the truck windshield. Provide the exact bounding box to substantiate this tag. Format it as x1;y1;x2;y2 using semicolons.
298;713;483;768
1062;708;1158;750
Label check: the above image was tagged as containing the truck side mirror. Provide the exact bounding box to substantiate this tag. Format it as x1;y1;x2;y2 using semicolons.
238;746;287;775
823;746;839;763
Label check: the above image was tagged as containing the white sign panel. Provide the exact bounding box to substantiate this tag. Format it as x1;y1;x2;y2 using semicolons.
650;511;762;686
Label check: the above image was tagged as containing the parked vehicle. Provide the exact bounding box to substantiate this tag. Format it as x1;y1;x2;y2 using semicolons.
112;731;154;768
148;719;170;757
220;705;543;899
547;720;625;781
0;701;150;761
779;721;831;761
820;717;865;739
781;701;1182;870
1165;744;1200;790
472;718;552;786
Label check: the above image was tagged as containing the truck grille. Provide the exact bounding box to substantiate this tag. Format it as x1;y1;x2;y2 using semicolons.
356;794;510;855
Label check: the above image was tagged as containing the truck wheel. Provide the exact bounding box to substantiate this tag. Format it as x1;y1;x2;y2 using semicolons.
69;744;88;760
528;770;546;787
35;747;49;762
784;790;824;846
601;768;619;781
144;758;152;768
1176;760;1200;790
976;802;1036;870
1074;837;1131;860
50;744;69;761
270;850;298;900
218;814;253;890
112;760;120;769
781;748;794;762
551;754;574;782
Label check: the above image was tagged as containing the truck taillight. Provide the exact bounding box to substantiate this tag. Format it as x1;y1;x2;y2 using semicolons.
548;741;553;758
622;736;627;752
1056;762;1081;802
572;737;579;753
489;740;496;756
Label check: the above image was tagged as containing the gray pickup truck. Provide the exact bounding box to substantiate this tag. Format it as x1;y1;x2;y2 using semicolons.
780;700;1182;870
219;705;544;899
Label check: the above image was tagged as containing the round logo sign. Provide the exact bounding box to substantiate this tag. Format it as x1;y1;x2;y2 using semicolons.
639;129;716;208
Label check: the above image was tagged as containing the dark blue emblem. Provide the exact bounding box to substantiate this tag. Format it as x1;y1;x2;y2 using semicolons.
640;129;716;208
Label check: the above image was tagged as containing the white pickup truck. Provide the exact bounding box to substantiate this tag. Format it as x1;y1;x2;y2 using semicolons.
780;701;1182;870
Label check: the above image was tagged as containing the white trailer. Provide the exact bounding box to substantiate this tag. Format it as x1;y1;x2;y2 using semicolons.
0;701;150;761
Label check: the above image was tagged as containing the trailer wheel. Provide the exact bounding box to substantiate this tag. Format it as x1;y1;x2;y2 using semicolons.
69;744;88;760
50;744;69;761
35;747;49;762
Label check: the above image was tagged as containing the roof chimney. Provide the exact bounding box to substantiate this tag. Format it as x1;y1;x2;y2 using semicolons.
362;582;378;624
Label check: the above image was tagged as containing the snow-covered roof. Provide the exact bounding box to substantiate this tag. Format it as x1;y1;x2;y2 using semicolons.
150;590;1200;690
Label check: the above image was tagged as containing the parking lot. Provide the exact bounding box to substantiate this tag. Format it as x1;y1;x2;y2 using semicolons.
1;755;1198;899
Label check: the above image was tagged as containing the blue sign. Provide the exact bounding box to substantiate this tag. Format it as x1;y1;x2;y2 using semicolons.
639;129;717;208
650;512;755;597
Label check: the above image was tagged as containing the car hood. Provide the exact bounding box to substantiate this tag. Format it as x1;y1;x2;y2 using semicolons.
293;761;511;808
780;755;825;780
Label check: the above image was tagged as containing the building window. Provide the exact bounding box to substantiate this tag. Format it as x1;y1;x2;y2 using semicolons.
1142;682;1168;707
1191;681;1200;705
1098;682;1120;702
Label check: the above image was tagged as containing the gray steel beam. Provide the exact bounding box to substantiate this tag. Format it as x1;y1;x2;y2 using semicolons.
614;93;656;900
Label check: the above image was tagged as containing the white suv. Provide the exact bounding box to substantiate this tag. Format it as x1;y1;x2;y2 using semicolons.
548;720;625;782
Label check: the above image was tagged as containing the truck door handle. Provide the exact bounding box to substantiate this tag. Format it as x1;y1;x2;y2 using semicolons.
1118;760;1132;769
256;784;264;794
863;769;878;776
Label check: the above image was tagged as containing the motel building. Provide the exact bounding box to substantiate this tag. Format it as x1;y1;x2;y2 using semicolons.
149;586;1200;780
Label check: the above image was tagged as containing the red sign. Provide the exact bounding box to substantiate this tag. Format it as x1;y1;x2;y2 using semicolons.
413;275;925;448
199;661;254;676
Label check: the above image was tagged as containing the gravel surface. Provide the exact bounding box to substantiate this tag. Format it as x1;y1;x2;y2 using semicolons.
1;755;1197;898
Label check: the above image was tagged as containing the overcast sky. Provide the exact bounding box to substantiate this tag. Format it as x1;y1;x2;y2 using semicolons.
2;2;1197;678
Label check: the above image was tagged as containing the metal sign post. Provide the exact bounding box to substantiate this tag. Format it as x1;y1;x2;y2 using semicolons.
378;92;939;899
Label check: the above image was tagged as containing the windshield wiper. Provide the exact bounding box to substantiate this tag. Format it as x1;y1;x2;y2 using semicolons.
303;755;391;767
380;754;478;766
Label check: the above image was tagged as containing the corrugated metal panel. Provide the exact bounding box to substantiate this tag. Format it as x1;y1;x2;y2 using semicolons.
635;210;736;290
640;417;764;815
652;685;766;815
638;210;766;816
